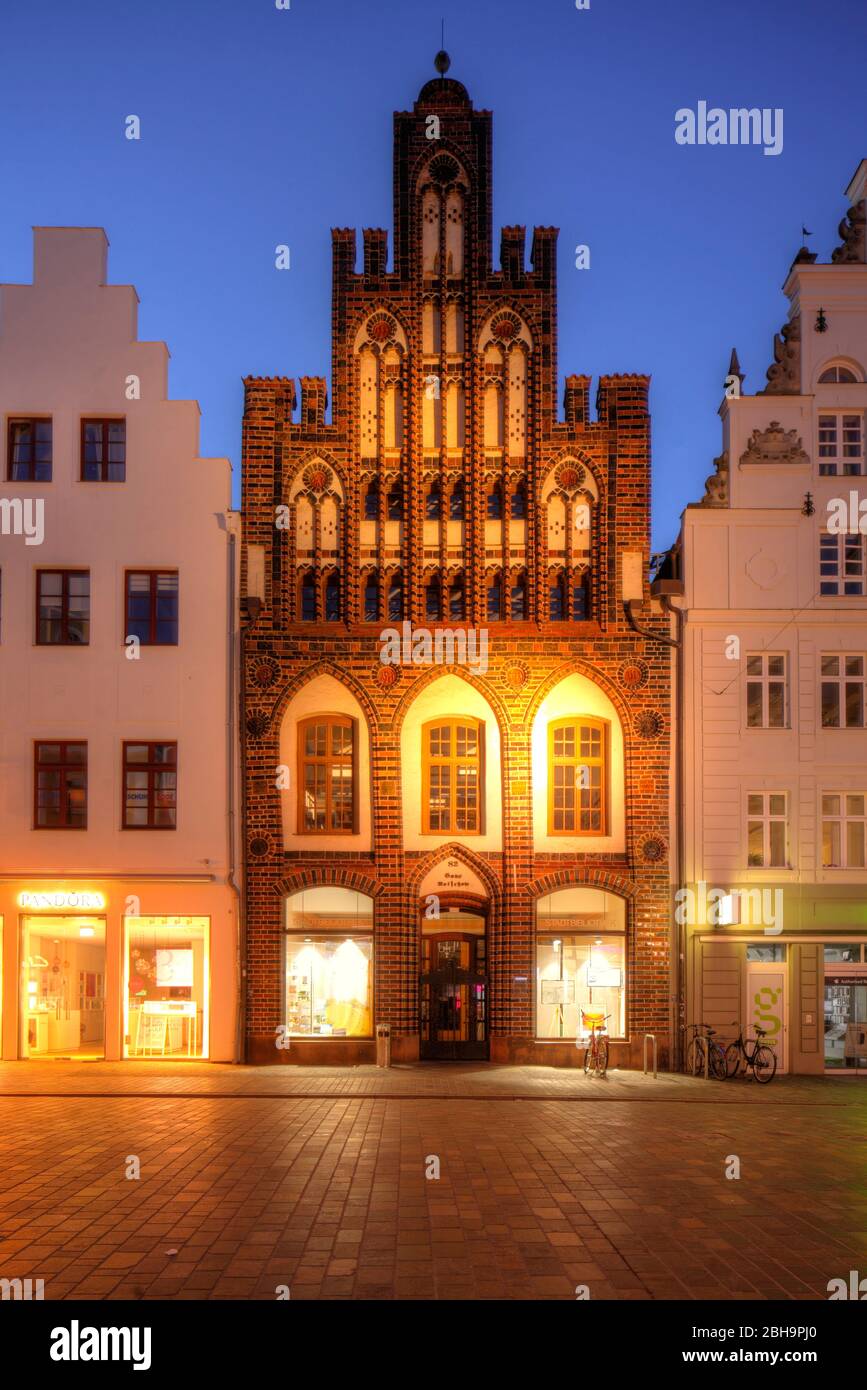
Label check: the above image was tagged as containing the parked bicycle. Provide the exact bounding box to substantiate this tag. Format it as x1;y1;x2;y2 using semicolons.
725;1024;777;1084
683;1022;728;1080
581;1011;610;1077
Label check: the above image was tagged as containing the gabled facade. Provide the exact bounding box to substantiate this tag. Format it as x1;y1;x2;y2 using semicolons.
678;161;867;1074
241;58;672;1066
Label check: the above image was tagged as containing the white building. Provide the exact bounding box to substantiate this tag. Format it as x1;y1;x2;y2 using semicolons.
675;162;867;1075
0;228;241;1062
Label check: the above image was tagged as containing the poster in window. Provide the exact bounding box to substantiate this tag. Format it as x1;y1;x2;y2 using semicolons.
541;979;575;1005
155;949;194;987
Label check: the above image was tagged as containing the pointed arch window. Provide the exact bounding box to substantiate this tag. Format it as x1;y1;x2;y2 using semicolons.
297;715;357;834
300;572;316;622
487;480;503;519
387;573;403;622
448;574;465;622
425;575;441;622
324;573;341;622
549;575;566;621
510;572;528;621
387;483;403;521
363;573;379;623
449;480;464;520
426;482;442;520
511;480;527;520
572;573;590;621
548;717;608;836
364;480;379;521
486;573;503;622
422;717;484;834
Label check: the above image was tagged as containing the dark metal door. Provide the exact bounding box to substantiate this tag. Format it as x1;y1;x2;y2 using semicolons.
419;936;488;1061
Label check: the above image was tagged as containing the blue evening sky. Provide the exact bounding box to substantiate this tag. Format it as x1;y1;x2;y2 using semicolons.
2;0;866;549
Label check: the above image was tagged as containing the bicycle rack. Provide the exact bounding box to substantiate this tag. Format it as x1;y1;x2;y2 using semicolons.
643;1033;658;1079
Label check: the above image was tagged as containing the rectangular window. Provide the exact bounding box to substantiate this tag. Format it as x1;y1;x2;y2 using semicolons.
125;571;179;645
821;793;866;868
746;791;788;868
297;716;356;833
37;570;90;644
123;742;178;829
820;654;866;727
820;533;866;596
7;418;52;481
81;418;126;481
124;916;209;1058
746;653;788;728
284;935;373;1038
818;413;863;476
548;719;607;835
34;741;87;828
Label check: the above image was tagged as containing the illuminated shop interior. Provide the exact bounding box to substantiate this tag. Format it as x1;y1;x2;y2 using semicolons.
535;888;626;1039
19;915;106;1059
123;915;210;1058
284;887;373;1038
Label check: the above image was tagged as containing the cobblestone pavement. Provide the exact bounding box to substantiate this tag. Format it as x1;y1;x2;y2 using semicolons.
0;1065;865;1300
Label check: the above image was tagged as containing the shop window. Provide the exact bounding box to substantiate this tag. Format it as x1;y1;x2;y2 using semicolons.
548;718;607;835
8;418;52;482
21;914;105;1059
536;890;626;1040
363;573;379;623
820;654;866;727
297;715;356;833
746;653;788;728
821;793;866;868
123;742;177;829
284;887;373;1038
34;741;87;828
746;792;788;867
824;951;867;1070
81;418;126;482
37;570;90;645
124;915;209;1058
125;571;179;645
423;717;483;834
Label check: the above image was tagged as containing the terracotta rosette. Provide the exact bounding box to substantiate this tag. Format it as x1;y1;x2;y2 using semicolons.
618;659;649;692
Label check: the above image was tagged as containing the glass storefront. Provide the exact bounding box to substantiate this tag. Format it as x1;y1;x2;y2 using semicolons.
20;916;106;1059
824;944;867;1070
536;888;626;1040
124;916;209;1058
284;887;373;1038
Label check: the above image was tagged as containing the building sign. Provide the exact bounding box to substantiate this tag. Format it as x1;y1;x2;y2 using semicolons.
826;974;867;988
18;890;106;911
418;858;488;901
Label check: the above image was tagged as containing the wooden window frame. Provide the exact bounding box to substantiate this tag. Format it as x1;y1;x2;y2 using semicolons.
422;717;485;836
34;740;88;829
7;417;52;482
36;569;90;645
547;717;609;837
80;418;126;482
820;653;866;728
122;741;178;830
296;715;358;835
124;570;179;646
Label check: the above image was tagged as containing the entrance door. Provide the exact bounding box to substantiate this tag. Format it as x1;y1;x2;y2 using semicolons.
20;916;106;1059
420;932;487;1061
746;962;787;1073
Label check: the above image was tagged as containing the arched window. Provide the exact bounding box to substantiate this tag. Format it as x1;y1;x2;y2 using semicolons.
449;480;464;520
548;717;608;835
297;715;356;833
387;483;403;521
486;573;503;621
487;480;503;519
363;573;379;623
510;572;528;621
300;572;316;622
426;482;442;520
549;575;566;620
324;574;341;622
819;364;860;384
572;573;590;621
448;574;465;622
425;576;441;622
387;573;403;622
422;717;483;834
364;480;379;521
511;480;527;519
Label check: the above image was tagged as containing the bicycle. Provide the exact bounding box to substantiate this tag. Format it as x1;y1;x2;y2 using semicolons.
683;1022;728;1080
581;1011;610;1077
724;1024;777;1084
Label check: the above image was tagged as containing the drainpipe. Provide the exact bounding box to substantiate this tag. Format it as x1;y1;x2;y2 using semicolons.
226;529;243;1063
624;589;685;1070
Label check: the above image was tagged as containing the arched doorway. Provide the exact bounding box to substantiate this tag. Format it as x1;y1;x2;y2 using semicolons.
419;899;488;1060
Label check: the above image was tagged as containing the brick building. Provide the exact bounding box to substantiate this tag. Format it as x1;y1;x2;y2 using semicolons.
240;55;673;1066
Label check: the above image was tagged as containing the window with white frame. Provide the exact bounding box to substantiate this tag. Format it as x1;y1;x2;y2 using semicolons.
818;413;863;476
747;792;788;868
821;793;867;868
746;654;788;728
820;533;866;596
821;655;866;728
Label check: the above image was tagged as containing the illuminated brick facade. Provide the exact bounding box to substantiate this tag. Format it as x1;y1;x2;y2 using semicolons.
240;62;673;1066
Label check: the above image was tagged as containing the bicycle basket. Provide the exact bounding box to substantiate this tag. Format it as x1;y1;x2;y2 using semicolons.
581;1010;606;1030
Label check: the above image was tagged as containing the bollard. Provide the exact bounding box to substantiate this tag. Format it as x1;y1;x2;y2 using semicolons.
643;1033;658;1079
375;1022;391;1068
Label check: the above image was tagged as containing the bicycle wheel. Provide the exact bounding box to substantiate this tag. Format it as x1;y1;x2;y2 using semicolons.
583;1043;594;1075
753;1045;777;1084
724;1042;742;1078
596;1036;609;1077
709;1044;728;1081
685;1037;703;1076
